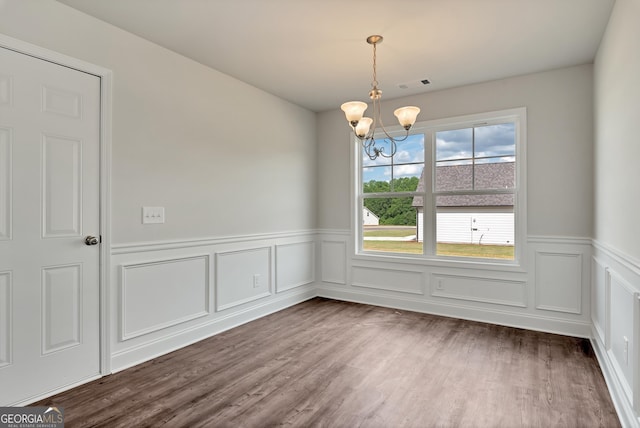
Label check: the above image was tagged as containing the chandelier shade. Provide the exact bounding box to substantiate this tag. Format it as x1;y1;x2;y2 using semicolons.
341;35;421;160
341;101;368;126
394;106;421;129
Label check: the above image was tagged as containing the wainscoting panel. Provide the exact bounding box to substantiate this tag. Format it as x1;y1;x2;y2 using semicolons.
431;273;526;307
591;257;608;345
109;231;316;373
216;247;271;311
275;241;315;293
321;240;347;285
120;255;209;340
316;234;592;339
352;265;423;295
591;241;640;427
0;271;11;368
535;251;582;314
608;270;636;400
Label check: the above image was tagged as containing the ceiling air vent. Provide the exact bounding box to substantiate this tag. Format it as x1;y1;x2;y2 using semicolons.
398;78;431;89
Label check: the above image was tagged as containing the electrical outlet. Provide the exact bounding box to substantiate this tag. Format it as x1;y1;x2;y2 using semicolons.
253;274;260;288
142;206;165;224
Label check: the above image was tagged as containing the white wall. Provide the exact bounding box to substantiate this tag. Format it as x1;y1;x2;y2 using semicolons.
0;0;318;389
593;0;640;425
0;0;317;244
594;0;640;262
318;65;594;237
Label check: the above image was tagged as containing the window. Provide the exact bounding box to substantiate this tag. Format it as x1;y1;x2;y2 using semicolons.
357;108;525;263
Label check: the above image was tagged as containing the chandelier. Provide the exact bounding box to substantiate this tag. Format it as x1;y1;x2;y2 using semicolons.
341;35;421;160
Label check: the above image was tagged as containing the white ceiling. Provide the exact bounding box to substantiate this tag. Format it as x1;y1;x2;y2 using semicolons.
56;0;615;113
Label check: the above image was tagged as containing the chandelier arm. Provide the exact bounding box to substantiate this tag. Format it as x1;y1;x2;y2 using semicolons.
371;98;398;157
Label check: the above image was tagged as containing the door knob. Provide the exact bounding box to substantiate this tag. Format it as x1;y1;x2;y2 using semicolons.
84;235;99;246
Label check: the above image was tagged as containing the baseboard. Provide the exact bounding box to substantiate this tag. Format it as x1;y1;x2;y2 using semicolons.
591;327;639;428
111;287;316;372
317;285;592;338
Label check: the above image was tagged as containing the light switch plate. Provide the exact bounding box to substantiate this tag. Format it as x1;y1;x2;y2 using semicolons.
142;206;165;224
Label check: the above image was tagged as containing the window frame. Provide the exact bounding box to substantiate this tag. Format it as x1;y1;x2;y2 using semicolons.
353;107;527;270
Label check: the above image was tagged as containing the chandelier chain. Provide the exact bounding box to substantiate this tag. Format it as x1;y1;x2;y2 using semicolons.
371;42;378;89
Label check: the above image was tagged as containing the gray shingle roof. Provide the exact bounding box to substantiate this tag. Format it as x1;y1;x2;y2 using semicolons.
412;162;515;208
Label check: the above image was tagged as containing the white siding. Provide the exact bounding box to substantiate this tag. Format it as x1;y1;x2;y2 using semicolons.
362;208;379;226
416;211;514;245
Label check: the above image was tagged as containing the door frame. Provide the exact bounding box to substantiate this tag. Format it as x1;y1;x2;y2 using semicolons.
0;34;113;375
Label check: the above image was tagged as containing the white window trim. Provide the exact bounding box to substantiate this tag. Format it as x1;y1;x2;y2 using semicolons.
352;107;527;272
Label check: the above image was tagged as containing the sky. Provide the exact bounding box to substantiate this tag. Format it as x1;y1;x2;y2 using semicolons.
362;123;515;183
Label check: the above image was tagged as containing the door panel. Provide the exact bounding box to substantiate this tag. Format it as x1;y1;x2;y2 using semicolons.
0;46;101;405
0;127;10;240
42;134;82;238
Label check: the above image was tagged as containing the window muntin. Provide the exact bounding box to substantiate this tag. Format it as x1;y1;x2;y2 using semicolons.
435;123;515;192
361;134;424;255
433;123;516;260
357;109;524;264
362;134;424;193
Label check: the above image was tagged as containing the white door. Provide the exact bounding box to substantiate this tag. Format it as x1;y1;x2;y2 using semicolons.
0;46;101;405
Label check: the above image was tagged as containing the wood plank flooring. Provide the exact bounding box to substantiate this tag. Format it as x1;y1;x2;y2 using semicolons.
36;298;620;427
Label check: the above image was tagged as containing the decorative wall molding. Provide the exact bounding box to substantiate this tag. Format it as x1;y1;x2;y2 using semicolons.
109;230;317;374
527;235;592;245
275;241;315;293
534;251;582;314
215;246;272;312
592;241;640;427
120;255;210;341
317;285;592;338
592;330;640;428
321;240;347;285
315;229;350;236
591;256;608;346
352;265;424;295
431;273;527;308
111;287;315;372
111;230;317;255
106;229;637;425
593;239;640;277
607;270;636;401
316;231;591;338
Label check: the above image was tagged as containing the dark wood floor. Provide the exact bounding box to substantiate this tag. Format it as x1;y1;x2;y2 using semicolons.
36;298;620;427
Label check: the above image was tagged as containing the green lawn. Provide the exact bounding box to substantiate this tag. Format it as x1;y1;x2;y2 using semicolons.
363;228;415;237
363;241;514;259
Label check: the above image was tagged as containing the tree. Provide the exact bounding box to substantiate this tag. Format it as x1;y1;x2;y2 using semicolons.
363;177;419;225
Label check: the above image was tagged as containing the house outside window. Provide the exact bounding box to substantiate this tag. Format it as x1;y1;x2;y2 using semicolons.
356;108;526;264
